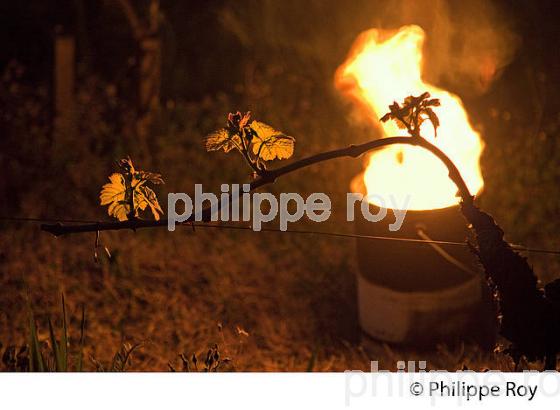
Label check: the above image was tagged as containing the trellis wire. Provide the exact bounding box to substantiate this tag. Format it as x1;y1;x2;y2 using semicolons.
1;216;559;256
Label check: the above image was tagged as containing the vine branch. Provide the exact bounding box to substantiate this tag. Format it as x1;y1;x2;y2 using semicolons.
41;135;472;236
40;93;560;369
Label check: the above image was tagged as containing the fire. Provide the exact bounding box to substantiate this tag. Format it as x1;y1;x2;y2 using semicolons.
336;25;484;210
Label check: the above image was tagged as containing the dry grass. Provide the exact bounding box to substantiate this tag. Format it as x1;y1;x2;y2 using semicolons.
1;220;533;371
1;57;558;372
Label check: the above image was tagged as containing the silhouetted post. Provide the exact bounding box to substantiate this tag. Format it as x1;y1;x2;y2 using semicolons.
116;0;161;143
140;0;161;115
53;31;76;149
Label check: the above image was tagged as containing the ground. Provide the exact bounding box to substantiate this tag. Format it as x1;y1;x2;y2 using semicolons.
1;59;558;372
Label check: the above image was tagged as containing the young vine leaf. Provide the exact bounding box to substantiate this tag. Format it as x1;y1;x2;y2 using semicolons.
380;92;441;137
205;111;294;173
99;157;164;221
250;121;295;161
204;128;242;153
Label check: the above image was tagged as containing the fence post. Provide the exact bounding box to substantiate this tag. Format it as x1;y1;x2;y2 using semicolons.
53;31;76;153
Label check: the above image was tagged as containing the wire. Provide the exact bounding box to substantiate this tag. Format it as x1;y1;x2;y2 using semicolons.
190;222;467;245
1;215;560;256
416;227;478;275
0;216;100;224
184;223;560;256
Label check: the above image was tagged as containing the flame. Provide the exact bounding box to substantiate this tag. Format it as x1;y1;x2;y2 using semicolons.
336;25;484;210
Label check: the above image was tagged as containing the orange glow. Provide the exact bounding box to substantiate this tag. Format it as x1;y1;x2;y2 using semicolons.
336;25;484;210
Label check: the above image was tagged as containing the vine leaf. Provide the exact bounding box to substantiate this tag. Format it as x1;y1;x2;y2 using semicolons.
136;171;165;185
100;173;129;221
204;128;242;153
424;107;440;137
204;112;295;174
250;121;295;161
99;158;164;221
380;101;409;130
380;92;441;138
136;185;164;220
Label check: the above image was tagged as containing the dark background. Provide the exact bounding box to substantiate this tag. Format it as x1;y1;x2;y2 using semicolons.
2;0;557;251
0;0;559;370
1;1;559;98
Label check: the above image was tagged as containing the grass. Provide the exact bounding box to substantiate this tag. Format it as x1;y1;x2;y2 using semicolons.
0;182;545;371
1;53;559;371
28;294;84;371
2;294;85;372
3;293;147;372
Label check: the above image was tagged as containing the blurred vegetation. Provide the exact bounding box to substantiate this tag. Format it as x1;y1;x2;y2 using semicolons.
0;0;559;369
